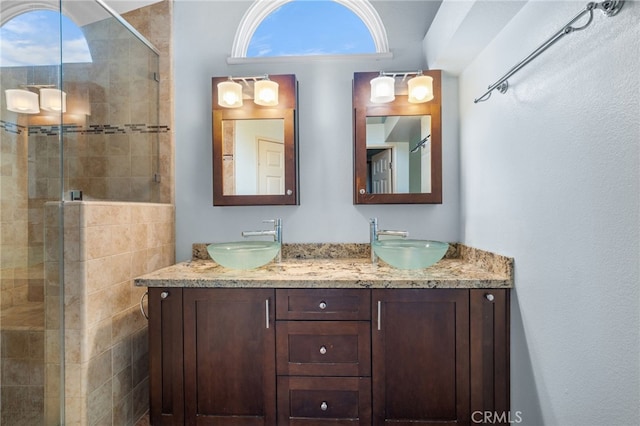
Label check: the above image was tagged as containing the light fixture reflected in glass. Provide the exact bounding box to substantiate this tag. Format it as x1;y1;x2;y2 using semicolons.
408;75;433;103
254;79;279;106
217;80;243;108
39;88;67;112
5;89;40;114
370;75;395;103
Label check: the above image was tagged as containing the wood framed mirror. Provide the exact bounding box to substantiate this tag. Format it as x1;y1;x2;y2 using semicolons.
212;74;298;206
353;70;442;204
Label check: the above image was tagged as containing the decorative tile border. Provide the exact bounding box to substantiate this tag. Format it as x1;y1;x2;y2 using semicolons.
0;120;27;135
0;120;170;136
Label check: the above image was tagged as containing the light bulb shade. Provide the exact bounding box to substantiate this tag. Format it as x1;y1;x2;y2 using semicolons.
39;88;67;112
408;75;434;103
217;81;243;108
254;80;279;106
5;89;40;114
370;75;395;103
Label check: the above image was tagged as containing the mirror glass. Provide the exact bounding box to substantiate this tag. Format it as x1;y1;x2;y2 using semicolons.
212;74;297;206
221;118;285;195
365;115;431;194
353;70;442;204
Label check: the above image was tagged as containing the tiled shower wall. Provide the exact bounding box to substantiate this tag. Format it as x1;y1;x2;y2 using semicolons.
0;117;31;310
122;0;174;205
44;201;175;425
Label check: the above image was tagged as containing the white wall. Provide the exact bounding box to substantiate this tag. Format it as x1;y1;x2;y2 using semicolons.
174;1;460;261
457;2;639;425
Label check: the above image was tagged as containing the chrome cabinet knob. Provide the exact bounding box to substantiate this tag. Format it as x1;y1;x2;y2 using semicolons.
287;189;293;195
359;189;365;194
485;293;495;302
320;401;328;411
319;346;327;355
319;301;327;310
160;291;169;299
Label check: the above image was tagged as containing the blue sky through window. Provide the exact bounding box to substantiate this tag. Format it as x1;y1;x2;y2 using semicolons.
247;0;375;57
0;10;92;67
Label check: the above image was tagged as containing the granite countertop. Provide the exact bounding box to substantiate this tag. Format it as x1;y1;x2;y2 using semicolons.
134;243;513;289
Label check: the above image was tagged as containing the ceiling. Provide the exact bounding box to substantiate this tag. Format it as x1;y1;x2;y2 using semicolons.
110;0;444;55
369;0;443;48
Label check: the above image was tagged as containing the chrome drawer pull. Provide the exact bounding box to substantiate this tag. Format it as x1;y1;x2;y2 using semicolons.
319;301;327;310
320;401;328;411
160;291;169;299
319;346;327;355
485;293;495;302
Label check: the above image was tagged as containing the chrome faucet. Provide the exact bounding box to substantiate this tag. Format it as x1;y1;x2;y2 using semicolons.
242;219;283;262
369;217;408;264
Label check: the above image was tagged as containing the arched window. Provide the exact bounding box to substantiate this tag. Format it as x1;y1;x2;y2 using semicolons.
232;0;388;59
0;9;92;67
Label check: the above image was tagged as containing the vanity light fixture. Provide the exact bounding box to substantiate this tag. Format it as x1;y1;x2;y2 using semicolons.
370;71;434;104
5;86;68;114
370;73;396;103
39;88;67;113
217;74;279;108
217;79;243;108
5;89;40;114
407;74;434;103
254;77;279;106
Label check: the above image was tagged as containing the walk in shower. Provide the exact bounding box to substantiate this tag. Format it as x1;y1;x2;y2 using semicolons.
1;1;167;424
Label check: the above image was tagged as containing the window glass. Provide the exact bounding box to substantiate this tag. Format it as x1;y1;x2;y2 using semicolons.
247;0;375;57
0;10;92;66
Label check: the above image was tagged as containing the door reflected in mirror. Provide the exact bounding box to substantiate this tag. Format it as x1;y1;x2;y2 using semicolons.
366;115;431;194
222;119;285;196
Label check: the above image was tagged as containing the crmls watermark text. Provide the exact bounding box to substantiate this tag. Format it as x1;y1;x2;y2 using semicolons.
472;411;523;424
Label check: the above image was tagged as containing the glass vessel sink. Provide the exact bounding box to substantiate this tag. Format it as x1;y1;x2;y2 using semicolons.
373;239;449;270
207;241;281;269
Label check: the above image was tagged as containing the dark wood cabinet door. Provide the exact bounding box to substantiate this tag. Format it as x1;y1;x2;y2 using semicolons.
470;289;510;425
372;289;470;426
183;288;276;425
149;288;184;426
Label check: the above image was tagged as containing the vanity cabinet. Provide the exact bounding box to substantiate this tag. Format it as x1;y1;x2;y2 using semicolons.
148;287;184;425
276;289;372;425
149;288;276;426
470;289;510;420
372;289;470;425
148;287;509;426
183;288;276;425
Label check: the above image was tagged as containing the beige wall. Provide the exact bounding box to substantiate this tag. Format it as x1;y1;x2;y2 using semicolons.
0;123;30;310
45;201;174;425
123;0;174;204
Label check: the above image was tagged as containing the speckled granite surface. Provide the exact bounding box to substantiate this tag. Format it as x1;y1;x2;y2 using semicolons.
136;243;513;289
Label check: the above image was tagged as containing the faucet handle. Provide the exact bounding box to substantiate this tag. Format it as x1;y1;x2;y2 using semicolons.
263;218;282;227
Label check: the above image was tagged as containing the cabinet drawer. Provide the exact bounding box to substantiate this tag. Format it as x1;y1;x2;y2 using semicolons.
276;289;370;320
277;376;371;425
277;321;371;376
